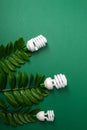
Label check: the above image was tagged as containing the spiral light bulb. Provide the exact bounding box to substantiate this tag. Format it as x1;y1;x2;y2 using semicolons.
26;35;47;52
36;110;54;122
44;74;67;90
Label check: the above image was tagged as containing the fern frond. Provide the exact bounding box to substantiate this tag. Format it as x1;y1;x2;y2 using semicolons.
0;38;25;60
0;72;49;107
4;87;49;107
0;38;31;74
0;72;45;91
0;109;40;126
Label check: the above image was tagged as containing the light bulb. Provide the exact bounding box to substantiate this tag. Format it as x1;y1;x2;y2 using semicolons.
26;35;47;52
44;74;67;90
36;110;54;122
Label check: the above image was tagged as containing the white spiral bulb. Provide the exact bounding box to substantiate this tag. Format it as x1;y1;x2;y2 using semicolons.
36;110;54;122
26;35;47;52
44;74;67;90
45;110;54;121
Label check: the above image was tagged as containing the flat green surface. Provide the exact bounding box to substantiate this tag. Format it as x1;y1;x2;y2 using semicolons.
0;0;87;129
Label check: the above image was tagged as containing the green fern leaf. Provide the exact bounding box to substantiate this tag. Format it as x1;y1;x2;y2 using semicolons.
7;113;17;126
13;113;23;125
25;89;39;104
11;54;25;64
0;97;7;109
5;42;13;56
0;72;7;90
29;74;34;87
14;38;25;52
20;90;33;105
0;45;5;59
8;73;16;89
16;71;22;88
39;87;49;96
0;111;9;124
0;60;11;74
36;87;49;97
15;50;30;61
30;88;43;100
18;113;28;123
4;92;19;107
8;56;21;68
15;50;31;61
4;59;16;72
23;114;32;122
24;114;36;122
29;109;41;115
13;91;24;105
21;72;28;87
34;74;45;86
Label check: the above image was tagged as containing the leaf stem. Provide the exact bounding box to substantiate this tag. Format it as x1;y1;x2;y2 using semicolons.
0;87;30;92
0;84;45;92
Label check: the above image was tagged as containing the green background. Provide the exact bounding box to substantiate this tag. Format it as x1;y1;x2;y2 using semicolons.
0;0;87;129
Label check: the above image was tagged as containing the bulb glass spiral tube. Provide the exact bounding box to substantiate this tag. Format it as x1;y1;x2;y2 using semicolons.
26;35;47;52
44;74;67;90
